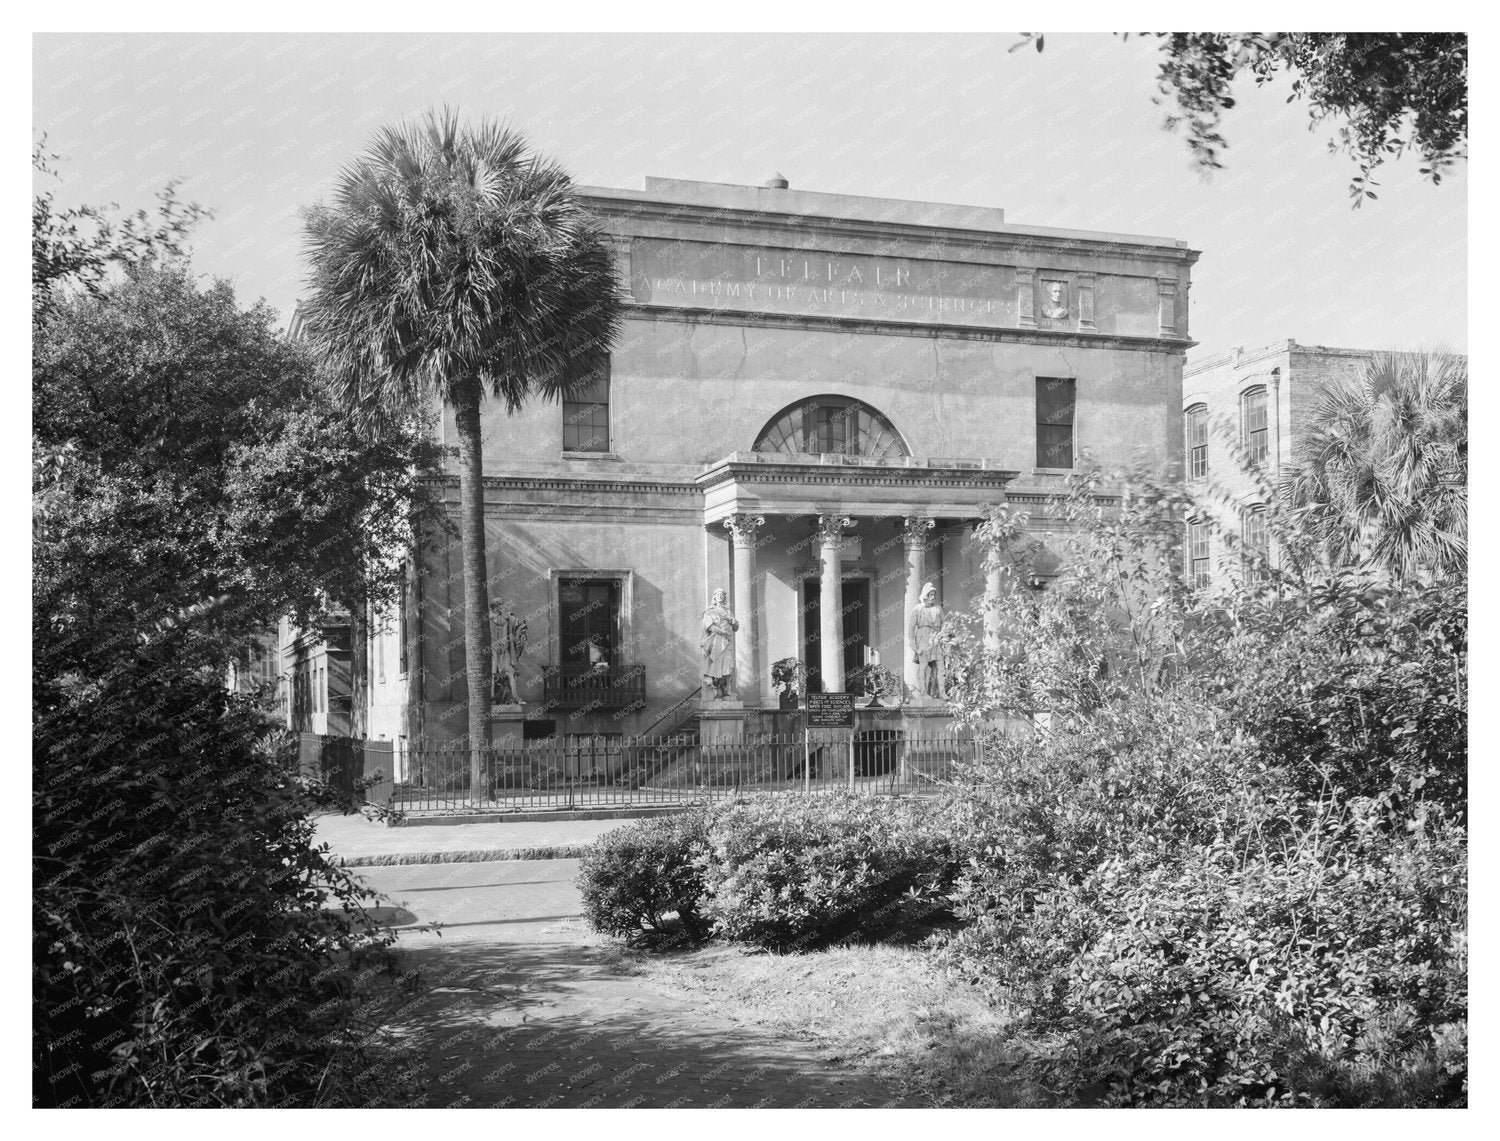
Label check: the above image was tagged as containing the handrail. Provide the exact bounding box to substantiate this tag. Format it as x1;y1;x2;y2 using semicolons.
639;686;702;739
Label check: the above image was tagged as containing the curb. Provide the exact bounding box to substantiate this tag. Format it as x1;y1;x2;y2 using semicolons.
336;843;595;867
386;805;688;827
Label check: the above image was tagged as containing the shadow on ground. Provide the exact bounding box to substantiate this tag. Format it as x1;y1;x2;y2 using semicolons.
376;937;915;1108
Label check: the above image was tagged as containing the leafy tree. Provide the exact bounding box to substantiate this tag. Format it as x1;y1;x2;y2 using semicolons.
33;181;426;1106
1281;348;1466;585
950;468;1197;725
35;262;438;686
936;465;1467;1106
32;137;208;324
300;107;623;787
221;393;444;736
1015;33;1467;202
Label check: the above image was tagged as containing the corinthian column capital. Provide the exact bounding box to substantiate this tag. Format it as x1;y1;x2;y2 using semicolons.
723;513;765;547
901;515;936;549
815;514;854;546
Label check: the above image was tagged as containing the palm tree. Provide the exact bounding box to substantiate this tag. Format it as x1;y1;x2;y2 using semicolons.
299;108;622;793
1281;348;1466;584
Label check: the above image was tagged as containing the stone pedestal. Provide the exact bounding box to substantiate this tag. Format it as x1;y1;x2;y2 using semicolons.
900;703;957;782
699;703;749;785
488;705;528;789
488;705;526;745
699;701;747;744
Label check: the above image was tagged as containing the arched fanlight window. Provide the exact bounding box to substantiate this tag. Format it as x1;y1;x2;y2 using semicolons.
753;396;909;459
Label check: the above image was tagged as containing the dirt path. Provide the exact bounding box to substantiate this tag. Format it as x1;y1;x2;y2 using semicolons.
361;860;914;1108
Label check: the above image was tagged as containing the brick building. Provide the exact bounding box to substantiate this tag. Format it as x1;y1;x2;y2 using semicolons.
1180;339;1420;585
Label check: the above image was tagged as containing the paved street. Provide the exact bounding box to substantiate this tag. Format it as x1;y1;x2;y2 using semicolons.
353;858;590;943
349;858;911;1107
314;812;635;866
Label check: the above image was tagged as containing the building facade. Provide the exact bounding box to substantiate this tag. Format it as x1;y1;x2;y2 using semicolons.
1180;339;1387;586
392;176;1199;751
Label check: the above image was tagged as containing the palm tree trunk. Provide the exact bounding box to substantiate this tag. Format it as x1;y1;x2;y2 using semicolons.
349;600;369;740
453;380;494;798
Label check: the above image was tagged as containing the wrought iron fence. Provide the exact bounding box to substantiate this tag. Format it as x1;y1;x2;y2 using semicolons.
387;729;978;815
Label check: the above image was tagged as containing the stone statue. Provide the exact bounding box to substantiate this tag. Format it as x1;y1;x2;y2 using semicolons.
700;587;739;700
907;581;945;700
489;600;528;705
1041;279;1069;320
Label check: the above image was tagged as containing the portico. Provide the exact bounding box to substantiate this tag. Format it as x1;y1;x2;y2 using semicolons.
699;451;1022;704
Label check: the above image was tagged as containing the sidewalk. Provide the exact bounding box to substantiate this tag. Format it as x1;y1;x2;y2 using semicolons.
312;811;638;866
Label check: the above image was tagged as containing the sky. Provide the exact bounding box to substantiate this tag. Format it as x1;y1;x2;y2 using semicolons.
32;31;1466;363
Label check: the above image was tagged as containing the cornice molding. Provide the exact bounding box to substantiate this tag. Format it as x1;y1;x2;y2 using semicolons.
621;303;1196;352
580;196;1199;264
421;474;702;497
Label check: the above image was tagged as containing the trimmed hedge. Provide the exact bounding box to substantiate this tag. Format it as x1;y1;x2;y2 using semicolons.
697;792;953;951
576;811;710;944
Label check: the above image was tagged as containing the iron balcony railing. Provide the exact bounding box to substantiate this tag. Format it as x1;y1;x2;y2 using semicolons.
541;663;647;712
385;729;979;815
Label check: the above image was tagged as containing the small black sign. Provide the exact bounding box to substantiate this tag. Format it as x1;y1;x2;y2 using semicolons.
806;692;855;728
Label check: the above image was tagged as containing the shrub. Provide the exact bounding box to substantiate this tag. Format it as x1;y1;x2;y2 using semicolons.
1013;813;1467;1107
576;811;710;945
698;793;953;951
936;469;1467;1106
34;659;411;1107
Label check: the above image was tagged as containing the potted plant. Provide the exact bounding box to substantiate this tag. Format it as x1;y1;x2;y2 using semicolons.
771;657;806;710
852;663;907;708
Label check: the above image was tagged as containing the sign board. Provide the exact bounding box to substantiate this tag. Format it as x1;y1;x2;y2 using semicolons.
805;692;855;728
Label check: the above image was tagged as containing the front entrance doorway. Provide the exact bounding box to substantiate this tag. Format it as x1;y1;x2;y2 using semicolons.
801;578;870;694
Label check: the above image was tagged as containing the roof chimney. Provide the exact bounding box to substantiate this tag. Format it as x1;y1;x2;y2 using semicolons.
763;172;789;189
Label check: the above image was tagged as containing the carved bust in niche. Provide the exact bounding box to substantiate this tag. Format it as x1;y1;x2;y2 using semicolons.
1041;279;1069;320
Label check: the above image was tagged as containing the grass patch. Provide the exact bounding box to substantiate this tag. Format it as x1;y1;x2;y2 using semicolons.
620;941;1040;1107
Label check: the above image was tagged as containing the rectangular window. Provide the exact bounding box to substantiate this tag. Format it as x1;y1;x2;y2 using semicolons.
558;577;622;674
1242;388;1269;463
377;622;385;684
562;356;610;452
1243;506;1269;561
1036;377;1076;468
1187;521;1211;588
1186;405;1209;479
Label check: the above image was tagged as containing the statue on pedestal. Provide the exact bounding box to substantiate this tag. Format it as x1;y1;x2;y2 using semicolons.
700;588;739;701
907;582;945;700
489;600;527;706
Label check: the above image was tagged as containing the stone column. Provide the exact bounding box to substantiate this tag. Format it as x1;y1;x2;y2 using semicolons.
901;516;934;693
816;514;852;693
724;513;764;704
977;524;1005;653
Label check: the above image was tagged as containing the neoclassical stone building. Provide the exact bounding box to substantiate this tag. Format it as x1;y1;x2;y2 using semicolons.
374;175;1199;755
